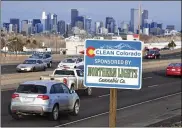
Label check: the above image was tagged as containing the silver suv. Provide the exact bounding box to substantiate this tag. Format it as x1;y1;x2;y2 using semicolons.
30;53;53;68
9;80;80;121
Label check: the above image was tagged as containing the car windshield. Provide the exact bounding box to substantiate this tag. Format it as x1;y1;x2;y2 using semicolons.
77;65;84;70
16;84;47;94
30;54;43;59
147;50;156;54
62;59;76;63
169;63;182;67
23;60;36;64
54;70;75;75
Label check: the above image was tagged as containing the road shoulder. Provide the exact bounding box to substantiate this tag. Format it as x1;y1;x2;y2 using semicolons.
58;93;181;127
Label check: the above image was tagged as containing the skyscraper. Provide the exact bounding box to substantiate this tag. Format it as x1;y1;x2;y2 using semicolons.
52;14;58;32
41;11;47;32
75;16;84;29
130;8;141;33
85;17;92;34
57;20;65;35
142;10;148;28
45;13;52;31
71;9;79;27
21;20;28;34
10;18;20;33
32;19;41;34
105;17;115;33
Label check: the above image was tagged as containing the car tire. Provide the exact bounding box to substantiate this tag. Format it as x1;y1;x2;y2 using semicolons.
48;62;52;68
9;103;22;120
32;67;36;72
49;104;59;121
43;67;46;71
84;87;92;96
71;100;80;116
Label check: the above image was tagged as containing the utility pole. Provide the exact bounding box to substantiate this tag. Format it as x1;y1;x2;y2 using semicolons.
138;4;142;40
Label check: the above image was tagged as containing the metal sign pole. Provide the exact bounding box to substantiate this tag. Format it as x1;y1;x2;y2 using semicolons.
109;88;117;127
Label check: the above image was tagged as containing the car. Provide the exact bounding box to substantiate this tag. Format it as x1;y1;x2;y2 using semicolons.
29;53;52;68
166;63;182;76
40;68;92;96
144;50;161;59
16;58;47;72
76;64;84;72
57;57;83;69
9;80;80;121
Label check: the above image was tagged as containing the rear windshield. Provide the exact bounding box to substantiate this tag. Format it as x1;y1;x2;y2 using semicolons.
54;70;75;75
16;84;47;94
147;50;156;54
169;63;182;67
62;59;76;63
23;60;36;64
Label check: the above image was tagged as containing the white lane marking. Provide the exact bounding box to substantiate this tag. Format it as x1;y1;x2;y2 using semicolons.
55;92;181;127
143;77;152;80
98;94;110;98
148;85;158;88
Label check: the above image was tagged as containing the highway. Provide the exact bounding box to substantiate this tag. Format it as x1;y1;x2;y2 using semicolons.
1;69;181;127
1;51;181;75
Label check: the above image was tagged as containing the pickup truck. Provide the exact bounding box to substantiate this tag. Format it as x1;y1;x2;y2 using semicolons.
40;68;92;96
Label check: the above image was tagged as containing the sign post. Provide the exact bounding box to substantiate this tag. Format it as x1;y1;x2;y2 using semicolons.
109;88;117;127
84;40;143;127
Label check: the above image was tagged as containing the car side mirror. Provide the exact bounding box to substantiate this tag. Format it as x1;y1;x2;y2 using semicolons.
70;90;75;94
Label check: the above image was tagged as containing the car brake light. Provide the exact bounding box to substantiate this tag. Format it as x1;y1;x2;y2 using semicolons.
37;95;49;100
63;78;67;85
12;94;19;99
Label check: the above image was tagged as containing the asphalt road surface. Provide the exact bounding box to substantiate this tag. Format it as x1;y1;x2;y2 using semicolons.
1;70;181;127
1;51;181;75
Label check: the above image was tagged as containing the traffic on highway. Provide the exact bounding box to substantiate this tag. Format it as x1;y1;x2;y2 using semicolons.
1;42;181;127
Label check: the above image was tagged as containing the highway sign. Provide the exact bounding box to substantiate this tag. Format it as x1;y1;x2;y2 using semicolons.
84;39;143;90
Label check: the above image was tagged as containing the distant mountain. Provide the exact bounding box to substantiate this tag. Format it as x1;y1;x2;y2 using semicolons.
99;43;136;50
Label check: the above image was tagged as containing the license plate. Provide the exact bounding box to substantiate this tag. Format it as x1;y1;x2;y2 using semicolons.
23;98;33;102
21;68;25;70
172;69;175;71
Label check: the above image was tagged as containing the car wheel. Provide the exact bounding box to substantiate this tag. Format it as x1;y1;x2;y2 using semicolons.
48;62;52;68
9;103;22;120
84;87;92;96
32;67;36;72
49;104;59;121
43;67;46;71
71;100;80;116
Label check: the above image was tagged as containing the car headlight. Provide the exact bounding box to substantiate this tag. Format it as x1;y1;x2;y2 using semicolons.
58;63;62;67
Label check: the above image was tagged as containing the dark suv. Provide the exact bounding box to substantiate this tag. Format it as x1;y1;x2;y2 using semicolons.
144;50;161;59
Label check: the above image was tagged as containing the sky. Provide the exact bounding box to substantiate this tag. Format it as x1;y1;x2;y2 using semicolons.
1;1;181;30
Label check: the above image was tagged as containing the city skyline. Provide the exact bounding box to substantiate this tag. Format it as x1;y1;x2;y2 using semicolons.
1;1;181;30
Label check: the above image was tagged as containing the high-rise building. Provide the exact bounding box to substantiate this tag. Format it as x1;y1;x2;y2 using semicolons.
45;13;52;31
151;22;158;28
9;24;13;32
57;20;65;35
27;20;33;35
71;9;79;27
157;23;163;29
10;18;20;33
105;17;115;33
85;17;92;34
75;16;84;29
3;23;10;32
130;8;141;33
142;10;148;28
52;14;57;32
35;23;43;33
66;23;72;34
121;21;129;33
95;21;101;34
166;25;175;31
21;20;28;34
32;19;41;33
41;11;47;32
